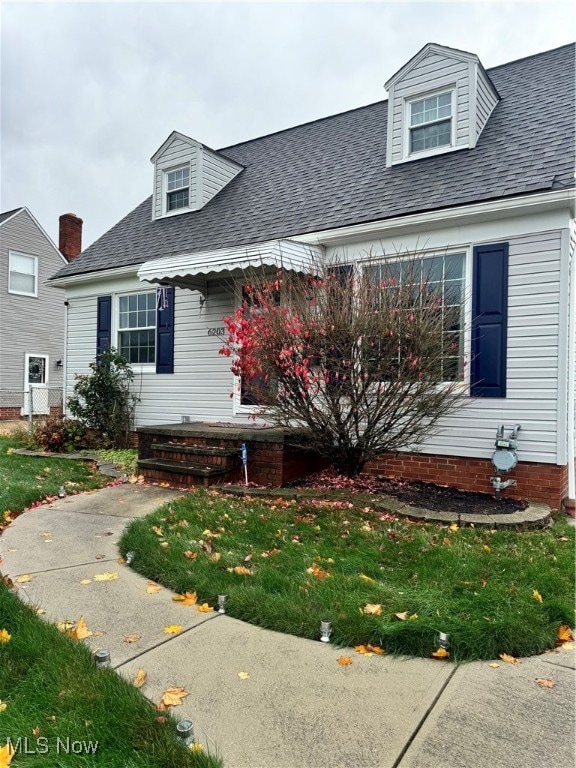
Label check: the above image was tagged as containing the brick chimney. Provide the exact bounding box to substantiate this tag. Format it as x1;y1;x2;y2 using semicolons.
59;213;83;261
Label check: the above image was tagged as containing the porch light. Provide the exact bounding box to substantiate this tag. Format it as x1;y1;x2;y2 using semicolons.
320;619;332;643
217;594;227;614
94;649;111;669
176;719;195;746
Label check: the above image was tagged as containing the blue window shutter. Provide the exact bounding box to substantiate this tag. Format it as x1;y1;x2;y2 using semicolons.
156;287;175;374
471;242;509;397
96;296;112;355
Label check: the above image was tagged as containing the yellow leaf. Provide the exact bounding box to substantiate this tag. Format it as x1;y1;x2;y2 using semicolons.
196;603;214;613
133;668;147;688
535;678;556;688
15;574;32;583
0;743;15;766
151;526;164;537
69;616;92;641
532;589;543;603
354;645;373;656
499;653;521;664
337;656;352;666
163;625;183;635
172;592;197;606
394;611;409;621
160;542;169;549
184;550;198;560
561;642;576;650
93;572;119;582
189;743;204;753
209;552;221;563
227;566;252;576
0;700;6;712
358;573;375;583
449;523;459;531
482;545;491;554
0;629;11;644
80;579;92;585
409;613;419;621
146;583;161;594
488;662;500;668
124;634;141;644
159;686;189;708
32;726;40;737
363;603;382;616
557;625;573;643
305;562;330;579
237;671;250;679
431;647;450;659
56;621;75;633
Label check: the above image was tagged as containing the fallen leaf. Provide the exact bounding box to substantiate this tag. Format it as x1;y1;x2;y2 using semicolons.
80;579;92;585
155;716;168;724
535;678;556;688
227;565;252;576
0;700;6;712
151;526;164;537
189;743;204;753
146;583;161;594
124;634;141;644
394;611;409;621
56;621;75;633
0;629;11;644
0;743;15;766
363;603;383;616
172;592;198;606
159;686;189;708
237;671;250;679
184;551;198;560
499;653;521;664
557;625;573;643
163;625;183;635
431;647;450;659
449;523;459;531
15;574;32;583
93;572;119;582
32;726;40;737
209;552;221;563
337;656;352;666
196;603;214;613
354;644;373;656
358;573;375;583
532;589;543;603
488;662;500;668
133;668;147;688
305;562;330;579
562;642;576;650
482;545;491;554
36;608;46;615
69;616;92;640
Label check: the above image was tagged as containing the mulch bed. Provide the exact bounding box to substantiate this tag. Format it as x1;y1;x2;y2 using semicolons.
292;470;527;515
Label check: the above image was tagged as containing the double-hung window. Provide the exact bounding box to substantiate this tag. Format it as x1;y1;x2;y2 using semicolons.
8;251;38;296
118;292;156;364
366;252;466;382
409;91;453;154
166;166;190;212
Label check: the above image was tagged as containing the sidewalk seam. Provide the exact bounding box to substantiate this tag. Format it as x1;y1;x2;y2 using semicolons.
5;558;119;577
391;664;460;768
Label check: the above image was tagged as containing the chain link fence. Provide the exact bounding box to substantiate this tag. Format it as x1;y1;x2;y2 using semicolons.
0;388;64;431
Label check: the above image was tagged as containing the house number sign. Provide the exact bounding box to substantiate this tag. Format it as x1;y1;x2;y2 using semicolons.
207;327;226;337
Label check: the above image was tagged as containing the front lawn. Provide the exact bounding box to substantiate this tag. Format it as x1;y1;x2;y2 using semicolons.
120;489;575;661
0;437;107;518
0;586;221;767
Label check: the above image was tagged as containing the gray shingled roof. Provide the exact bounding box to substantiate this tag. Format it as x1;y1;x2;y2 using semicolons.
53;43;575;280
0;207;24;226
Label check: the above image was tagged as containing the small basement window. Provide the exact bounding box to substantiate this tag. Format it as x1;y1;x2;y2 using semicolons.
117;291;156;364
8;251;38;296
166;166;190;211
409;91;453;154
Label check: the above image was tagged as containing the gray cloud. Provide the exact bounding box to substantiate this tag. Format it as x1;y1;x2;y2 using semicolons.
1;1;573;249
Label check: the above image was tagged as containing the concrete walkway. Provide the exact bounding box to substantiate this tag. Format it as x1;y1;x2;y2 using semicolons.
1;484;574;768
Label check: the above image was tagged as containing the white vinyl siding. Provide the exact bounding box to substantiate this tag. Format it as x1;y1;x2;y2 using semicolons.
476;68;499;140
153;137;197;219
202;150;241;206
0;209;66;393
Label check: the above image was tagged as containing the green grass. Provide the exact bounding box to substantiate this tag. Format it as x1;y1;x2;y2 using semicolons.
120;489;575;661
0;586;222;767
96;449;139;476
0;437;107;518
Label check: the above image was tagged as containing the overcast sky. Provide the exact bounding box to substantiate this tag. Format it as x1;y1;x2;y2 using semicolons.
1;1;574;250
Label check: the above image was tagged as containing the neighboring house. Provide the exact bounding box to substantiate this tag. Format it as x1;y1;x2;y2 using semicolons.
50;42;575;508
0;208;82;419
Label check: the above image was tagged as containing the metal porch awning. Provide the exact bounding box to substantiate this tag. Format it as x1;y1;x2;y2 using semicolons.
137;239;325;298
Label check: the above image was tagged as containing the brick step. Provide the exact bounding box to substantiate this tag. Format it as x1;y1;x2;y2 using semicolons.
138;458;230;487
152;442;240;458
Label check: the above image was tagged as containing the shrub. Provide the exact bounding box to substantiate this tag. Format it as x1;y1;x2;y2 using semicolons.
67;349;139;449
32;416;92;453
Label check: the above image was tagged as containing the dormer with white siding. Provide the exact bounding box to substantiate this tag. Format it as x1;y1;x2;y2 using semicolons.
385;43;499;166
151;131;244;220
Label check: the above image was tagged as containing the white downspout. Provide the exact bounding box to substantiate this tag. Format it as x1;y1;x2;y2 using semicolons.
63;299;69;415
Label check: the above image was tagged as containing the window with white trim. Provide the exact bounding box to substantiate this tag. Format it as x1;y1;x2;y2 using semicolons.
9;252;38;296
165;166;190;212
366;252;466;382
117;292;156;364
409;91;453;154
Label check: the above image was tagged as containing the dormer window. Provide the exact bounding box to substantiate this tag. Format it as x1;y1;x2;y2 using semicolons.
409;91;453;154
166;166;190;212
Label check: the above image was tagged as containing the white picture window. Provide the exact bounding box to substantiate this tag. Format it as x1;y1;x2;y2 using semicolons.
165;166;190;212
9;252;38;296
117;292;156;364
409;91;453;154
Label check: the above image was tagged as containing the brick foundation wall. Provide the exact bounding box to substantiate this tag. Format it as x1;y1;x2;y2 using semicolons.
0;407;22;420
365;452;569;508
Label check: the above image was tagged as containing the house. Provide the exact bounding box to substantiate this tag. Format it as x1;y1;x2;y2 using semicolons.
49;42;575;509
0;209;82;419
